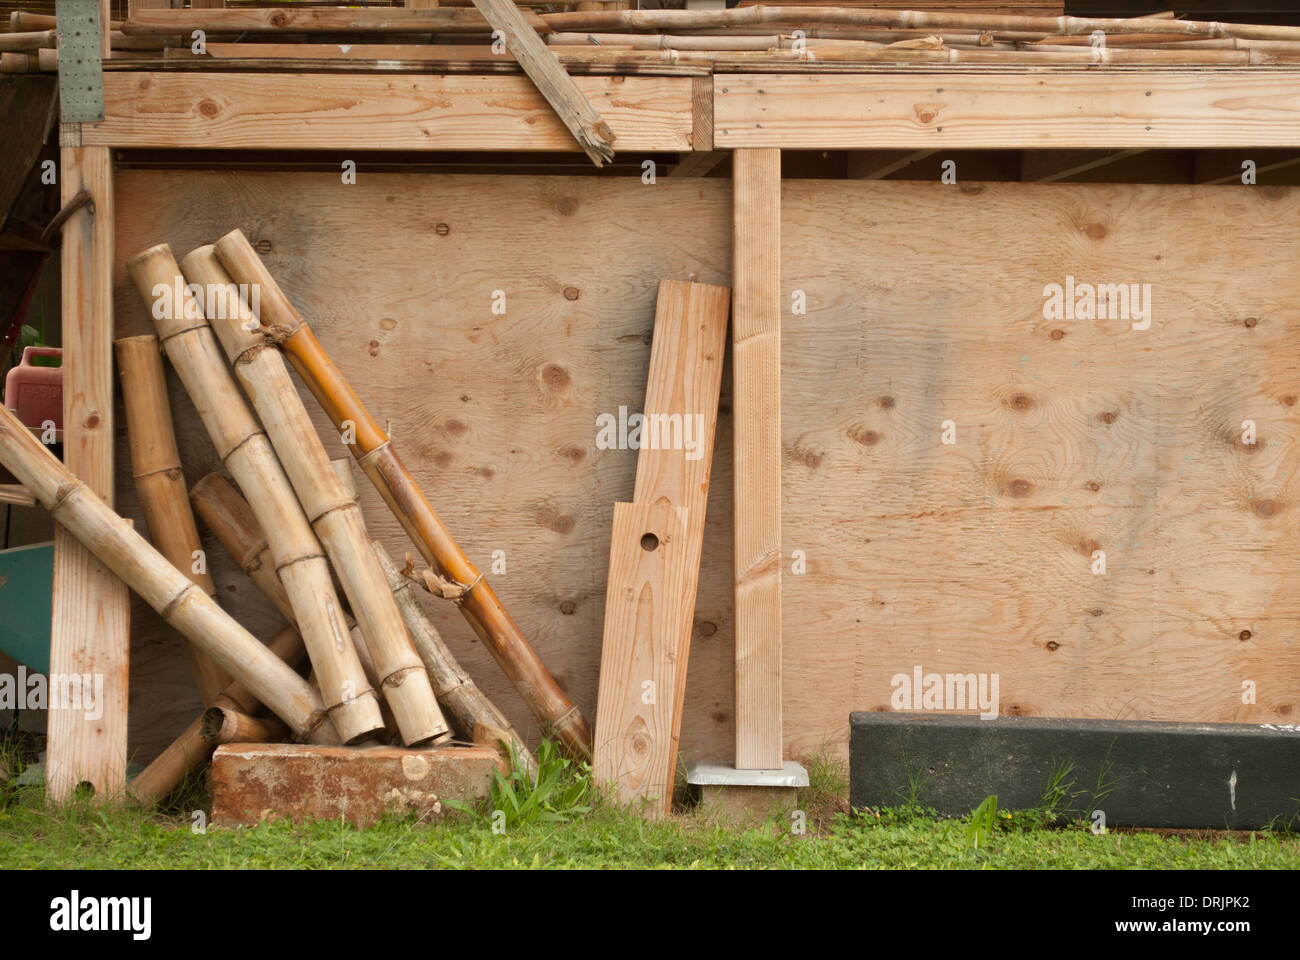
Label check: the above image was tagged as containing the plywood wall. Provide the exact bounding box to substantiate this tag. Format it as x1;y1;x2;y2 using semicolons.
113;171;1300;768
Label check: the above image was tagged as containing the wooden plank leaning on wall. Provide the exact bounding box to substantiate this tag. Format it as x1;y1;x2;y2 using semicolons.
594;280;730;816
731;148;782;770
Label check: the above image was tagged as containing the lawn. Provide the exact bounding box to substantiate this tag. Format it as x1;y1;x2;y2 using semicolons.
1;738;1296;869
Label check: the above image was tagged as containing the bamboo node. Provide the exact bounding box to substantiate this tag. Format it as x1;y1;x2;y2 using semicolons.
380;664;427;690
158;322;214;346
260;324;295;345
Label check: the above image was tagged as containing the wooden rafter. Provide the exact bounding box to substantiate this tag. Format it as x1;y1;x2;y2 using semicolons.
470;0;615;166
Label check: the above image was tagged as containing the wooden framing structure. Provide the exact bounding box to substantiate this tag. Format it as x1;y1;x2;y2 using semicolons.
41;1;1300;793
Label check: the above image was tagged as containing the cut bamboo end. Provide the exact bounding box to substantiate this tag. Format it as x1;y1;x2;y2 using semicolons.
381;666;451;745
213;228;307;333
200;705;287;745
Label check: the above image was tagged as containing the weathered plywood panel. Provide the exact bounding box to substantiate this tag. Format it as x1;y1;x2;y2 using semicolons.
112;172;735;765
779;178;1300;759
114;172;1300;769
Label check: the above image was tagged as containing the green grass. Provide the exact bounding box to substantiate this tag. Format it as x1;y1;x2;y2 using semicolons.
1;785;1297;870
1;736;1296;869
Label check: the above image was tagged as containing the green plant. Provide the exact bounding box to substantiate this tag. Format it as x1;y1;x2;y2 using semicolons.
966;794;999;849
445;736;592;830
20;307;60;368
896;760;933;809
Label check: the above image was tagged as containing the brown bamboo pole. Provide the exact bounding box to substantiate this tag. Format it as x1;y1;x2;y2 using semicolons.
212;228;593;762
0;402;332;743
180;246;447;747
129;624;304;804
537;7;1300;41
190;472;400;741
115;334;231;704
126;244;384;745
371;539;535;775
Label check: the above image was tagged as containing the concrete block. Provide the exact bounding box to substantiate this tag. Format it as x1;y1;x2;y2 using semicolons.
211;742;504;827
850;712;1300;830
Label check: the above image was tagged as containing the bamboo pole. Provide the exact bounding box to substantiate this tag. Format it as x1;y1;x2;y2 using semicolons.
537;7;1300;41
190;472;400;741
200;705;287;744
0;402;333;743
180;246;447;747
0;31;57;52
126;244;384;745
115;334;230;704
371;539;535;776
129;624;305;804
212;228;593;762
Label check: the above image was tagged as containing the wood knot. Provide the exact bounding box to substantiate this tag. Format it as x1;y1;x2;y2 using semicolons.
253;239;272;255
556;197;579;216
1242;316;1258;329
1098;410;1118;425
878;395;895;409
1045;641;1060;651
198;99;219;118
559;600;576;615
848;425;881;447
1007;392;1035;412
1006;478;1033;498
563;286;580;301
541;363;569;389
1254;499;1281;518
1086;480;1102;492
1239;629;1252;641
697;621;717;637
1050;329;1065;341
435;223;450;236
1082;222;1107;240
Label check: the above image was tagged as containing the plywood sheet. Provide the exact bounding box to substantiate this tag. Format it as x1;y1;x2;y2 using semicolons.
113;172;1300;767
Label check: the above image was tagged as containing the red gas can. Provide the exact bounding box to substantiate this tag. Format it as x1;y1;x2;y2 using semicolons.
4;346;63;432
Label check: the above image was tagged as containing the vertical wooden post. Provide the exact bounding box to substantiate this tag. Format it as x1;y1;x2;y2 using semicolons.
48;140;129;801
731;148;782;771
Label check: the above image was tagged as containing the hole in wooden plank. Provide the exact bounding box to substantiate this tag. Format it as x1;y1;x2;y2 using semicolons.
640;533;659;552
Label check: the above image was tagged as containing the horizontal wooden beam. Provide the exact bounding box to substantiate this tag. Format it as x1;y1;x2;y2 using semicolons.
714;72;1300;149
84;73;693;152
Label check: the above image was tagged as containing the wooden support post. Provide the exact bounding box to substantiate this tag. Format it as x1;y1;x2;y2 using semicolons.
469;0;616;166
48;143;129;802
731;148;782;771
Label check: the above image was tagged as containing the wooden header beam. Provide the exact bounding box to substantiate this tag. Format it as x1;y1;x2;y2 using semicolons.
82;73;693;152
714;72;1300;150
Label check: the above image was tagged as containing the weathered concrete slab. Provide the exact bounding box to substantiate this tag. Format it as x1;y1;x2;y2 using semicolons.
850;712;1300;830
212;742;504;827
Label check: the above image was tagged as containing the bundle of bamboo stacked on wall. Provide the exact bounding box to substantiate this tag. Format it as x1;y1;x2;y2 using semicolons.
0;225;554;802
10;5;1300;75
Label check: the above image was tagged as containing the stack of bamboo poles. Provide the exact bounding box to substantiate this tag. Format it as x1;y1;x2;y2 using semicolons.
0;228;583;803
11;6;1300;74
